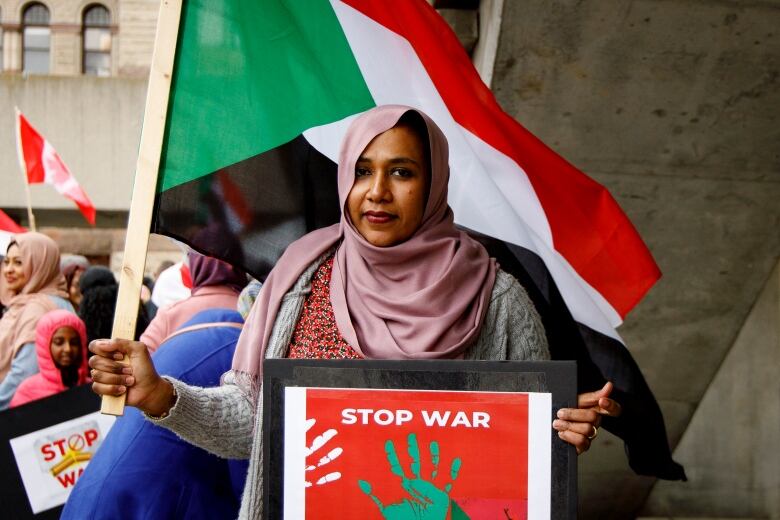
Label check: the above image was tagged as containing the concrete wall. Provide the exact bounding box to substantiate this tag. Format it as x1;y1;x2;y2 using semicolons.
491;0;780;517
642;259;780;518
0;75;145;211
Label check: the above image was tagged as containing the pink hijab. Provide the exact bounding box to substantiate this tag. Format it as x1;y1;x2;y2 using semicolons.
10;310;89;408
0;232;69;381
232;106;496;390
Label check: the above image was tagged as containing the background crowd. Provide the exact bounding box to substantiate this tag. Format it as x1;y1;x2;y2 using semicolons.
1;230;258;518
0;231;251;411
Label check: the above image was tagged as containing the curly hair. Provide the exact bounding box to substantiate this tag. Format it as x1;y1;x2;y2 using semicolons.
78;268;150;345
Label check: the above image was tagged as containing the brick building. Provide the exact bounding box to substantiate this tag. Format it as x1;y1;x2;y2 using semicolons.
0;0;157;77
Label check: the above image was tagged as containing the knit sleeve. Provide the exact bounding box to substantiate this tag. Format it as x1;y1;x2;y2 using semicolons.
468;269;550;361
147;372;255;459
500;272;550;361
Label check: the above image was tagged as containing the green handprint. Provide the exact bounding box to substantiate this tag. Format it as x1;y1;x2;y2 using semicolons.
358;433;469;520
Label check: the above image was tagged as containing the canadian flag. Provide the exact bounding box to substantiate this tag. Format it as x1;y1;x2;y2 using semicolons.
16;109;96;226
0;209;24;234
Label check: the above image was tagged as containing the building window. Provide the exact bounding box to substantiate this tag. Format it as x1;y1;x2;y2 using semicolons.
83;4;111;76
22;3;50;74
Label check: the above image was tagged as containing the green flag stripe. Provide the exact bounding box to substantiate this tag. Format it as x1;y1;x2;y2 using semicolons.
158;0;375;192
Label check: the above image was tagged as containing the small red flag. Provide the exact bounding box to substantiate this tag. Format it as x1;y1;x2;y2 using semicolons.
0;209;25;234
16;109;96;226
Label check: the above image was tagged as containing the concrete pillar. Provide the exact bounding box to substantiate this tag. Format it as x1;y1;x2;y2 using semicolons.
438;8;479;55
472;0;504;88
640;260;780;518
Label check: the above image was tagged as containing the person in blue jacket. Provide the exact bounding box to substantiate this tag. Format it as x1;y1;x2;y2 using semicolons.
62;306;251;519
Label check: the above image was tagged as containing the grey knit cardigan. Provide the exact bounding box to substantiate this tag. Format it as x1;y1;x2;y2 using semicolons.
150;257;550;519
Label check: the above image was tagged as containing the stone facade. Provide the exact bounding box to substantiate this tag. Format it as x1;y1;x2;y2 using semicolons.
0;0;156;77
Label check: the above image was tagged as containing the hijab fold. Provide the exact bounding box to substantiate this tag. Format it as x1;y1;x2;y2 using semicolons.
0;232;68;381
231;106;496;392
188;251;247;294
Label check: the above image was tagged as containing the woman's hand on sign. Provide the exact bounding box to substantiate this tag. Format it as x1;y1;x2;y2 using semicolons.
88;338;175;417
553;381;622;455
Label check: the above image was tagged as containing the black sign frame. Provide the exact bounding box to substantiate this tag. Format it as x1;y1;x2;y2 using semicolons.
0;385;101;519
262;359;577;520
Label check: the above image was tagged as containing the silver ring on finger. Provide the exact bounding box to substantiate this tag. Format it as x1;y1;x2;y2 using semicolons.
587;425;599;440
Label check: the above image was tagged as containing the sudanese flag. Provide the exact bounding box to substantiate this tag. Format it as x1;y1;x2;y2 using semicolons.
152;0;684;480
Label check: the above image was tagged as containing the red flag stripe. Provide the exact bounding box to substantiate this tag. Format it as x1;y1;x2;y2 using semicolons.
340;0;660;317
0;209;25;234
17;113;47;184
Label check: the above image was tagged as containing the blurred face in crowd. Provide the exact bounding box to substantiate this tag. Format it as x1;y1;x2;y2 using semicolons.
347;124;430;247
140;284;152;304
2;244;29;294
69;268;84;308
50;326;81;368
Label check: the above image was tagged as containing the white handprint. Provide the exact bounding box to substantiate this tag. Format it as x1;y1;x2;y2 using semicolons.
304;418;343;488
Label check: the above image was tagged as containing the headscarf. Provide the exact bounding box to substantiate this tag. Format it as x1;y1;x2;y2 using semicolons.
0;232;68;380
10;310;89;408
61;255;90;292
61;254;90;276
188;251;247;294
232;105;496;392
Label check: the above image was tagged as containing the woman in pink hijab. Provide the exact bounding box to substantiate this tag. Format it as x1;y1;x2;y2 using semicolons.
140;250;247;352
10;310;89;407
88;106;618;516
0;232;73;409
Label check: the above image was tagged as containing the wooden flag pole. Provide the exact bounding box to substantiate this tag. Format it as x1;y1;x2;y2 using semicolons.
101;0;183;415
14;107;37;232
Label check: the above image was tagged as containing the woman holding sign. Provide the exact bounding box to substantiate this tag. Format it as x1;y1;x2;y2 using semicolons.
88;106;619;517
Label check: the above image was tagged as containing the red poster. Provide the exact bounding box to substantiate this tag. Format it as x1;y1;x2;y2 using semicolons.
284;388;552;519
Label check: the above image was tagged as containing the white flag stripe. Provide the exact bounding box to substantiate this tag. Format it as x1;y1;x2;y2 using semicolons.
41;140;91;207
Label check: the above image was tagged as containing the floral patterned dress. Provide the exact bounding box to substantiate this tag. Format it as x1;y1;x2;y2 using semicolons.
287;255;361;360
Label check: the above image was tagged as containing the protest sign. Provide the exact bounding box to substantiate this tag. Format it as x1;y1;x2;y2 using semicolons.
0;386;114;518
263;359;576;520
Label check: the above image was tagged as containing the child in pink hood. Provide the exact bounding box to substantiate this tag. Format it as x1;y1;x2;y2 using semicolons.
10;310;89;408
